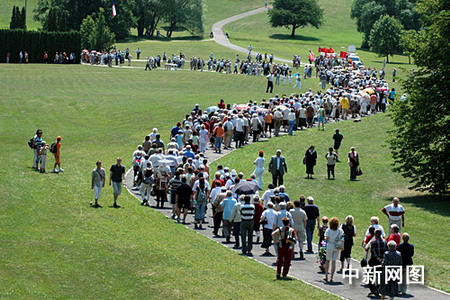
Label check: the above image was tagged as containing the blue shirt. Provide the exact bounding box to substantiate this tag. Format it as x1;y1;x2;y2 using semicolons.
171;126;181;137
221;197;237;220
184;150;195;159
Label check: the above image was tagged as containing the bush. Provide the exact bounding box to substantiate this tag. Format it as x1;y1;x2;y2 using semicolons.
0;30;81;63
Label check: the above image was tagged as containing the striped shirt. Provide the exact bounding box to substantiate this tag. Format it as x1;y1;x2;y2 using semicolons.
240;203;255;221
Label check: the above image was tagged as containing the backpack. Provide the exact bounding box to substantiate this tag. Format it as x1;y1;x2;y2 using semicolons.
50;142;58;153
196;186;207;203
28;138;35;149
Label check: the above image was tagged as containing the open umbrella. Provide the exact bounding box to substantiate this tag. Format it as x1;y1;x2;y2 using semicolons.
376;87;388;92
234;104;250;110
256;108;269;114
362;88;375;94
292;73;300;77
275;105;288;110
233;180;260;195
206;106;220;113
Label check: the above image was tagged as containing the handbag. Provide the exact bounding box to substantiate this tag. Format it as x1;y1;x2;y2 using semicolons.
360;252;368;268
335;233;345;250
356;167;363;176
302;157;307;165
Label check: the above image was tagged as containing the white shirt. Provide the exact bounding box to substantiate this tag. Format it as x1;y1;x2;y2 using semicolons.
192;180;210;192
209;186;222;202
262;208;277;229
254;157;265;170
235;118;245;132
262;189;275;208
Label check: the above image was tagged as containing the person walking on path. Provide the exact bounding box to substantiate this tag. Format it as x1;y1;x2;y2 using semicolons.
261;202;276;255
109;158;126;208
365;228;387;297
398;233;414;296
290;200;307;259
382;197;405;231
240;196;255;255
339;215;356;272
52;136;64;173
332;129;344;159
91;161;106;207
213;122;224;153
253;151;265;189
272;217;297;279
303;196;320;253
304;145;317;179
348;146;359;181
176;175;193;224
379;241;403;300
192;173;210;229
221;191;237;244
324;217;344;282
325;147;338;179
268;149;287;187
253;196;264;244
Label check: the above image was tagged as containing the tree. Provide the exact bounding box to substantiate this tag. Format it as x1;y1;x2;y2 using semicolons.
388;0;450;194
268;0;323;38
46;8;58;31
21;6;27;30
10;6;26;29
351;0;420;48
369;15;403;63
133;0;165;37
80;8;115;51
163;0;204;38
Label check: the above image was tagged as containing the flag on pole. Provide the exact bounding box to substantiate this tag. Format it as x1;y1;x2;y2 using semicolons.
111;1;117;17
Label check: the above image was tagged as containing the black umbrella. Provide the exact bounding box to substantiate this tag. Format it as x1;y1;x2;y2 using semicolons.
234;180;260;195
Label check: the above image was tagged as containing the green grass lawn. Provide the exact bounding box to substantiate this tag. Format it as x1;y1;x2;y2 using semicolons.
0;64;337;299
211;113;450;292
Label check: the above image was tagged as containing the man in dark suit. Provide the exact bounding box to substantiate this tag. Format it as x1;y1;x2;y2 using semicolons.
268;149;287;187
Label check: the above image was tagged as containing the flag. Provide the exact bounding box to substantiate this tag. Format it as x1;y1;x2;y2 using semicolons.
340;51;348;58
111;1;117;17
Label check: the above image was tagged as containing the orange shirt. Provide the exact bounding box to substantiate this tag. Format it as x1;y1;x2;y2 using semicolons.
214;126;224;138
265;114;273;124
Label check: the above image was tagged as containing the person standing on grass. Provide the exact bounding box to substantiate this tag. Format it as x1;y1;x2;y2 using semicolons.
91;161;106;207
266;72;274;93
272;217;297;279
239;195;255;256
39;141;49;173
325;147;338;179
52;136;64;173
304;145;317;179
31;129;43;170
109;158;126;208
303;196;320;253
317;105;325;130
382;197;405;231
253;151;265;189
136;48;141;60
339;215;356;272
268;149;287;187
332;129;343;160
348;146;359;181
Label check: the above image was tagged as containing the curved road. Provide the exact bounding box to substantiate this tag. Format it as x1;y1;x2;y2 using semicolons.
211;7;292;64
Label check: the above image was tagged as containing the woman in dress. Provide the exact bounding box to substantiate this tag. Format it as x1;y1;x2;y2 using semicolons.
324;217;344;282
339;215;356;272
380;241;403;300
348;146;359;181
198;124;209;153
253;151;265;189
304;145;317;179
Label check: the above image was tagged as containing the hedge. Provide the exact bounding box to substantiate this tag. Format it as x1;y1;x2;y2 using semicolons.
0;29;81;63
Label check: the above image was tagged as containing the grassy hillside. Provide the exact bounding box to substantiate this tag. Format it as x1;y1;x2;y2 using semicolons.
0;64;336;298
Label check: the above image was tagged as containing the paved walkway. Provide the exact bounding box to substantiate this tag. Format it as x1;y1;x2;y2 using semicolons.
211;7;292;64
124;132;449;300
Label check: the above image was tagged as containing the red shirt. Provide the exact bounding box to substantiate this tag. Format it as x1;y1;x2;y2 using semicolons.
218;102;225;109
387;233;401;246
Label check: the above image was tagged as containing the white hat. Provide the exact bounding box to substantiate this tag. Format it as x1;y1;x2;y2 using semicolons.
231;169;237;176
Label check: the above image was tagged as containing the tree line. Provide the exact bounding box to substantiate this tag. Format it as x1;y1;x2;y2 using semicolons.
32;0;204;41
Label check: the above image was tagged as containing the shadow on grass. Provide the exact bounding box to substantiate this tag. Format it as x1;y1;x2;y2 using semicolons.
389;194;450;218
269;34;320;42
